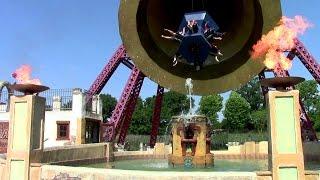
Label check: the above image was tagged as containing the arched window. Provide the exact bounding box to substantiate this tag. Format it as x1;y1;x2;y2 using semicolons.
0;81;12;112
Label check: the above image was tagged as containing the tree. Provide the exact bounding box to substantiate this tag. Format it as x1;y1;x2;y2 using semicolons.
296;80;319;113
236;76;264;111
251;109;267;133
296;80;320;131
199;94;223;128
222;91;251;132
129;97;151;135
127;91;190;135
141;91;190;135
100;94;117;121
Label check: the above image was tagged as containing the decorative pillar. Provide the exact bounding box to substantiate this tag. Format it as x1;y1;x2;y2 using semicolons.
73;88;85;145
267;90;305;180
6;95;45;180
52;96;61;111
92;95;98;114
97;94;103;115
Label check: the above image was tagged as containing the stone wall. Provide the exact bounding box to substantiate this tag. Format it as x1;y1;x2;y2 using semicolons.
303;141;320;162
114;150;154;161
0;158;5;180
212;141;268;159
41;165;258;180
30;143;112;165
39;165;320;180
256;171;320;180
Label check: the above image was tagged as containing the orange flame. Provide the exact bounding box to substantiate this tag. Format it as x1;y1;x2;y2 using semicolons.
251;16;312;71
12;65;42;85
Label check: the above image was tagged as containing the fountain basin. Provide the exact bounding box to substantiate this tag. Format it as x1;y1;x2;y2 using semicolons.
79;159;269;172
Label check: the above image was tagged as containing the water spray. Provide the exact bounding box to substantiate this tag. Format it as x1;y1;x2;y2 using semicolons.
185;78;194;116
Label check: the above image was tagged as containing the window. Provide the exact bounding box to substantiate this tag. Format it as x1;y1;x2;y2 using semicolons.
56;121;70;140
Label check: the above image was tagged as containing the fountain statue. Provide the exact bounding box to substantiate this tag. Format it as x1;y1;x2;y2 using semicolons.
168;78;214;167
168;115;213;167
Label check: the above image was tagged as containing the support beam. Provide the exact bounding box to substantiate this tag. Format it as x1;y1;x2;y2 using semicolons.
294;39;320;84
101;67;143;142
86;45;126;103
258;71;268;106
118;73;145;144
149;85;164;147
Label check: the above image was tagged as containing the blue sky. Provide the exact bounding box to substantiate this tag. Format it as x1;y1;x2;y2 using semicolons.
0;0;319;102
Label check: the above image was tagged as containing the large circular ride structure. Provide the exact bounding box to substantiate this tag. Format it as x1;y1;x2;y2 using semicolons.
119;0;282;95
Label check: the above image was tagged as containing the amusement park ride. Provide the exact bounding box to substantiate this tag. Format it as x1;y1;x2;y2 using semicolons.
85;0;320;146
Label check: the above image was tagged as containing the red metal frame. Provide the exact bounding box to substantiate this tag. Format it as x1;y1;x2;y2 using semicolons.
294;39;320;84
86;45;126;103
101;67;143;142
258;71;268;102
149;85;165;147
118;73;145;144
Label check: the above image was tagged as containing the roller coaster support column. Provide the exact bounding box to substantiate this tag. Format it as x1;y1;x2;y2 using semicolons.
118;73;145;144
101;67;144;142
149;85;164;148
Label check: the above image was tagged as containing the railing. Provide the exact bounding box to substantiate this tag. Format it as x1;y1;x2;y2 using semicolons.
39;89;73;111
0;89;73;112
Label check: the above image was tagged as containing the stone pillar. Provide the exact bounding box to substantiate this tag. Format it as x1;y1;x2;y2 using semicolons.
194;120;207;157
154;143;166;158
267;90;305;180
6;95;45;180
72;88;85;117
73;88;86;145
52;96;61;111
97;94;103;115
92;95;98;114
171;117;183;157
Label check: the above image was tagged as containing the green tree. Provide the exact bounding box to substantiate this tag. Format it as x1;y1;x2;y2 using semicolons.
199;94;223;128
142;91;190;135
100;94;117;121
296;80;320;131
251;109;267;133
236;76;264;111
222;91;251;132
128;91;190;135
129;97;151;135
160;91;190;135
296;80;319;113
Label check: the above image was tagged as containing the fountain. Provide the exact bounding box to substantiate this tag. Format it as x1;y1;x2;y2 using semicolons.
168;115;213;167
168;78;214;167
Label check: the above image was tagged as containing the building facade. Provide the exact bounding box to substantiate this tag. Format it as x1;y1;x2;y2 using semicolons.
0;88;103;149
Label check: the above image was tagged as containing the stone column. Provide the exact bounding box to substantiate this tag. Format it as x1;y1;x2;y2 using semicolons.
267;90;305;180
97;94;103;115
6;95;45;180
52;96;61;111
73;88;86;145
92;95;98;114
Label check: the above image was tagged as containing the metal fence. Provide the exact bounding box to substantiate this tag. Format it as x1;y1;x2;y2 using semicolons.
39;89;73;111
0;88;74;112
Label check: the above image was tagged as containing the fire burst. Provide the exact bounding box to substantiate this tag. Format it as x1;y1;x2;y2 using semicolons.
12;65;42;85
251;16;312;71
